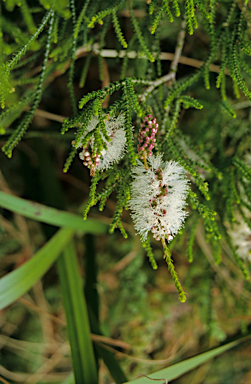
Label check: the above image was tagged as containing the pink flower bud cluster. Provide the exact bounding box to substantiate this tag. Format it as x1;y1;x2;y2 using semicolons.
79;129;116;174
79;142;100;174
137;115;158;159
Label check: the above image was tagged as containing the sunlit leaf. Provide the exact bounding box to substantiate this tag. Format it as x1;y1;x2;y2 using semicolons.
57;241;98;384
0;227;74;310
125;336;251;383
0;191;108;234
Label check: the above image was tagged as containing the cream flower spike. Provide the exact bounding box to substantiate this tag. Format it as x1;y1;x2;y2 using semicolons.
229;212;251;261
77;113;127;174
97;114;127;171
129;154;190;242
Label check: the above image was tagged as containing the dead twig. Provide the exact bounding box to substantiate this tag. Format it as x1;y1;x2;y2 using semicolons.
18;297;131;350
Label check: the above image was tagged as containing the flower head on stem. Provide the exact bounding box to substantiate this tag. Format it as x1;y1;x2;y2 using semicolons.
75;113;127;175
229;213;251;262
129;153;189;301
129;154;189;241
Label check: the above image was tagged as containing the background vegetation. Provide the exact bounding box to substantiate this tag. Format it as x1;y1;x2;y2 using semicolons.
0;0;251;383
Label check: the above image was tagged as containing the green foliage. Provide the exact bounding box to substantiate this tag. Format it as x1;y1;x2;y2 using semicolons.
163;241;186;302
129;0;155;62
74;0;91;38
150;6;164;35
142;237;158;269
233;157;251;182
83;171;101;219
39;0;71;18
2;10;55;157
185;0;198;35
1;0;251;290
109;176;130;237
1;1;251;381
87;0;126;28
164;70;202;108
178;95;203;110
112;10;128;48
163;0;174;22
187;215;200;262
68;0;78;115
79;52;92;88
0;8;52;109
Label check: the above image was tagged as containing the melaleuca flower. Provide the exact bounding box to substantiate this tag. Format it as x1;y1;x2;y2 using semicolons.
230;154;251;261
229;213;251;261
76;113;127;174
129;154;189;241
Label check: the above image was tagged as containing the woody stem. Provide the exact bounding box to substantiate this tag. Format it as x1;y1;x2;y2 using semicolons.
143;153;149;170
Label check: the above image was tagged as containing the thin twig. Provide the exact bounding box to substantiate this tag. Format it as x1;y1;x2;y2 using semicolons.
94;327;194;365
25;342;69;383
170;18;187;76
34;109;65;123
18;297;131;349
101;58;110;108
108;236;141;273
0;376;11;384
140;73;173;101
33;280;55;344
140;374;168;383
0;362;68;382
236;0;251;32
27;41;223;90
100;48;222;72
196;224;251;301
140;17;186;106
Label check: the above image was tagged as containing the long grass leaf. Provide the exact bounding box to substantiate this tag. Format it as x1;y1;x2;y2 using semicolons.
84;234;100;373
125;335;251;383
0;227;75;310
0;191;108;233
57;240;98;384
84;234;99;323
62;372;75;384
96;344;128;384
87;305;128;384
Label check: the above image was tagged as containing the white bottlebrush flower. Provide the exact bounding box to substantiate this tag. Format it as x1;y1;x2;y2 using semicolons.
97;121;127;171
230;154;251;261
229;214;251;261
129;154;190;241
77;113;127;173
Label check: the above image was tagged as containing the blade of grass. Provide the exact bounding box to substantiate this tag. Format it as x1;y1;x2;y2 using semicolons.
57;240;98;384
0;191;108;233
89;307;128;384
62;372;75;384
84;234;100;377
0;227;75;310
84;234;128;383
125;335;251;383
84;234;99;326
96;343;128;384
